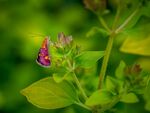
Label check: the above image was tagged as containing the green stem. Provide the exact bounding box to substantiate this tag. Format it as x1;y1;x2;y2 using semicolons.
98;96;120;113
98;33;115;89
146;75;150;89
72;72;88;101
98;4;140;89
66;59;88;101
98;16;111;33
97;8;119;89
75;102;91;111
112;2;121;29
115;7;139;34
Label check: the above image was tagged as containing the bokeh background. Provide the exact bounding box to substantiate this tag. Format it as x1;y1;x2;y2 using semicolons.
0;0;150;113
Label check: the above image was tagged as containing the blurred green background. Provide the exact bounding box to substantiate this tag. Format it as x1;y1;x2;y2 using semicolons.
0;0;149;113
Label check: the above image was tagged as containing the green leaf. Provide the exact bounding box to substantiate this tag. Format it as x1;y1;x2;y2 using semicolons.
53;72;70;83
105;76;124;94
144;78;150;111
140;0;150;17
52;67;69;83
86;27;109;38
50;45;64;58
145;101;150;111
120;93;139;103
145;76;150;99
53;73;64;83
75;51;104;68
120;22;150;56
21;77;79;109
115;61;126;80
120;36;150;56
86;89;115;106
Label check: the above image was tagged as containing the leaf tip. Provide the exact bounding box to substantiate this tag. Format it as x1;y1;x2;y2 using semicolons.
20;88;28;97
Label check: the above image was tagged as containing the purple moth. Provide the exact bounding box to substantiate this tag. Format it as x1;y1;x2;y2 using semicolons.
36;36;51;67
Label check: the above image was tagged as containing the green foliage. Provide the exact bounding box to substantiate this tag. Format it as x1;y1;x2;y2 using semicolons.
53;72;69;83
120;21;150;56
75;51;104;68
86;89;115;106
115;61;126;80
120;93;139;103
86;27;109;38
120;36;150;56
145;101;150;111
52;67;69;83
108;0;150;29
16;0;150;113
140;0;150;17
144;77;150;111
21;77;79;109
105;76;124;94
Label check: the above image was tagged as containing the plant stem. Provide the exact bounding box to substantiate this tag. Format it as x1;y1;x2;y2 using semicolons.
75;102;91;111
98;4;139;89
115;7;139;34
72;72;88;101
66;59;88;101
98;33;115;89
98;16;111;33
112;2;121;29
97;4;121;89
146;75;150;89
98;96;120;113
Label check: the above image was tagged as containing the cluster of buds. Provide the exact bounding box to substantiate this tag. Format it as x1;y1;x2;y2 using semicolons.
124;64;144;87
55;32;73;48
124;64;142;76
83;0;107;15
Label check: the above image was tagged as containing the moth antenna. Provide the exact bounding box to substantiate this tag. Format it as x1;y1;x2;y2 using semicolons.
28;32;46;38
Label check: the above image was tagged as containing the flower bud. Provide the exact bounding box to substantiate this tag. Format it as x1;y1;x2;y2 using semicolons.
124;64;142;76
83;0;107;15
58;32;73;46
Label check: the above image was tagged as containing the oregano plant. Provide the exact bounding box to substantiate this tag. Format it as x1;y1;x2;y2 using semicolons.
21;0;150;113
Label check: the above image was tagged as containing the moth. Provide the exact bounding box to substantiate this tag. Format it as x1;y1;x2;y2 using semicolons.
36;36;51;67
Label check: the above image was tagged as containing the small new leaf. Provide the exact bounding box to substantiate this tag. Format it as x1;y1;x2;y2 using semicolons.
53;72;71;83
21;77;79;109
75;51;104;68
115;61;126;80
86;89;115;106
120;93;139;103
105;76;124;94
53;73;64;83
